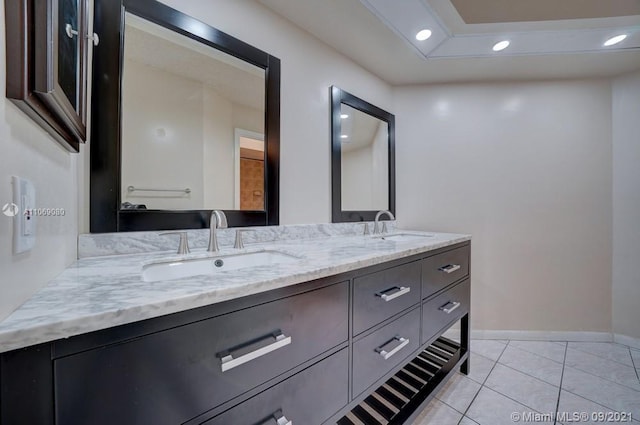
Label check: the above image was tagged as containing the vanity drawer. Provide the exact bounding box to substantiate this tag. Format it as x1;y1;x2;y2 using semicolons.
422;279;470;343
203;348;348;425
422;245;470;298
353;261;421;335
54;282;349;425
353;307;421;397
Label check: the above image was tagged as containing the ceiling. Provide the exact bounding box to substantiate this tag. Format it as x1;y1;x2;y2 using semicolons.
124;15;265;110
340;104;385;152
449;0;640;24
258;0;640;85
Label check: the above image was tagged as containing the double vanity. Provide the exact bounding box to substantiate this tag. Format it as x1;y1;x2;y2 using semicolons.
0;223;470;424
3;0;469;422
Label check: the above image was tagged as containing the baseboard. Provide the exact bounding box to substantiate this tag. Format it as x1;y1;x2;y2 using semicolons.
443;328;640;350
614;334;640;350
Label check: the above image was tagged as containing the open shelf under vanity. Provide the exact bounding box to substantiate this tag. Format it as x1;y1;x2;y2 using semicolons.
339;337;466;425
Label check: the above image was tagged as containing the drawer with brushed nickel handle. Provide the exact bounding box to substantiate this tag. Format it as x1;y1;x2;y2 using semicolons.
54;281;348;424
202;349;348;425
353;260;421;335
353;308;420;397
422;245;470;298
422;279;470;344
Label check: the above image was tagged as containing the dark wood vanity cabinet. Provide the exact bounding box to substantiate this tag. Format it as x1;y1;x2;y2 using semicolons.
0;242;470;425
54;282;349;425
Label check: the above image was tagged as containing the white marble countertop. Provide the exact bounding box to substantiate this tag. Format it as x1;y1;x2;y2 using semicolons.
0;230;470;353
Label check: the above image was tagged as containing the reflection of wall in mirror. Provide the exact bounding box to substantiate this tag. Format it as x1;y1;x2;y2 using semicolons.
121;59;263;210
341;121;389;210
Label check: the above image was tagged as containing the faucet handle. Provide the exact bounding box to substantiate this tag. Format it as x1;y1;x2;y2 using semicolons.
159;231;190;255
381;222;388;234
234;229;254;249
363;222;371;235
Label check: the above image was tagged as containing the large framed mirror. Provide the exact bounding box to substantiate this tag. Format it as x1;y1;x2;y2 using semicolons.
90;0;280;232
331;86;395;222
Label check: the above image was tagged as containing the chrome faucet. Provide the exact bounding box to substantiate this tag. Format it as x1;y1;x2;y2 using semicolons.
208;210;228;252
373;210;395;234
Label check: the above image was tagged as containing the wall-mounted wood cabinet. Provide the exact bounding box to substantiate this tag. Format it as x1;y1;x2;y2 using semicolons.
4;0;94;152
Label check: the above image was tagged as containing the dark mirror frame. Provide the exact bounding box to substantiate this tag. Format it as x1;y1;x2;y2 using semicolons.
90;0;280;233
5;0;89;152
331;86;395;223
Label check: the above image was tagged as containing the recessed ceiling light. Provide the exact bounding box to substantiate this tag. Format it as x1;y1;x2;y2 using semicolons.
340;114;349;119
340;135;348;139
492;40;510;52
604;34;627;47
415;29;432;41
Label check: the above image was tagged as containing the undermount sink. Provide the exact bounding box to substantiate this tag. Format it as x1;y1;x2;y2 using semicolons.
374;233;436;242
142;250;300;282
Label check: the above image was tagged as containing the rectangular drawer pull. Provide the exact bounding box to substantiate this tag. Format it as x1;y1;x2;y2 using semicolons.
376;286;411;302
257;410;292;425
276;415;292;425
439;301;461;314
220;331;292;372
376;336;410;360
438;264;461;274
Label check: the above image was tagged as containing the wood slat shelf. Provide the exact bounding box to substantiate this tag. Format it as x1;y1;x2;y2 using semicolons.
338;337;464;425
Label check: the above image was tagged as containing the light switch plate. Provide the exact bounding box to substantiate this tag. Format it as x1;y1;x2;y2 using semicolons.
12;176;36;254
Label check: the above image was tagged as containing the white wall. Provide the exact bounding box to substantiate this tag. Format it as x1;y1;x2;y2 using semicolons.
342;122;389;210
394;80;613;333
201;87;233;209
612;71;640;340
0;5;79;321
342;146;373;210
159;0;394;224
122;60;264;210
122;60;205;209
372;122;389;210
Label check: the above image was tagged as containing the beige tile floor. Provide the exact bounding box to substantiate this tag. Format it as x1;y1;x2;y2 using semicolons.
412;340;640;425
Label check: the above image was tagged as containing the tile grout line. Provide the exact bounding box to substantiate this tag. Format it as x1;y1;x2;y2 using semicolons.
560;344;640;421
630;348;640;382
454;340;511;425
507;342;566;364
561;344;640;392
568;343;636;368
560;387;631;417
442;341;638;425
495;360;562;388
560;361;640;419
553;341;568;425
562;363;640;393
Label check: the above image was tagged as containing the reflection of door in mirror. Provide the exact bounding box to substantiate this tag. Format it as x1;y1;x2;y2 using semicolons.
120;13;265;211
340;104;389;211
234;129;265;211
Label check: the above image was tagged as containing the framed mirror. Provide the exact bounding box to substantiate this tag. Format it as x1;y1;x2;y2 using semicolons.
331;86;395;222
5;0;91;151
90;0;280;232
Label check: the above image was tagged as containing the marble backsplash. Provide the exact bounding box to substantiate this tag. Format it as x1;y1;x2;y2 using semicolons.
78;221;397;258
